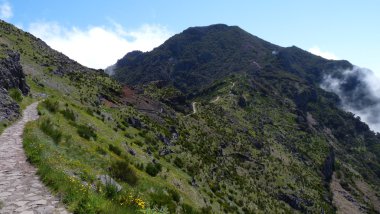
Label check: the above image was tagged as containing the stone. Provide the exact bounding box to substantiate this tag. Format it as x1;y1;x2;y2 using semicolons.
97;174;122;192
0;102;69;213
19;211;34;214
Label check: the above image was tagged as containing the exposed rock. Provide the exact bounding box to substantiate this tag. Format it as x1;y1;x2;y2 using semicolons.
158;134;172;146
96;175;122;192
0;50;29;95
322;149;335;182
0;51;29;123
0;88;20;122
159;147;173;156
191;177;198;187
127;117;143;129
248;136;263;149
278;193;313;212
170;126;179;141
127;147;136;156
146;148;152;156
237;96;247;108
232;152;253;162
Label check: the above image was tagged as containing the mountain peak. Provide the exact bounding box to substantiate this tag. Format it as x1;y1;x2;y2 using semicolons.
113;24;283;92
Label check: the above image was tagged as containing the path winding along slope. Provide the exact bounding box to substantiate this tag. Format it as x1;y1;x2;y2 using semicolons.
0;102;68;214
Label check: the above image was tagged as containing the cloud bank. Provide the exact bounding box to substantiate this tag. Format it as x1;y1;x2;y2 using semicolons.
308;46;338;60
321;66;380;133
0;2;12;20
28;22;173;69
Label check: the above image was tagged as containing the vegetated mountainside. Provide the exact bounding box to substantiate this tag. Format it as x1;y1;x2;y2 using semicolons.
1;18;379;213
0;20;223;214
112;24;380;213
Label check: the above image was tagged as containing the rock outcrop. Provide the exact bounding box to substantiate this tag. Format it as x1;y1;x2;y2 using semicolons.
0;50;29;95
0;88;20;122
0;50;29;123
322;149;335;182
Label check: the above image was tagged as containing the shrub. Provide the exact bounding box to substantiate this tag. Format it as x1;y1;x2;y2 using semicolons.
108;144;121;156
105;183;119;199
39;118;62;143
8;88;23;102
174;157;184;168
150;192;177;213
43;99;59;113
168;189;180;203
61;108;76;121
182;203;198;214
96;146;107;155
145;162;162;177
77;124;97;140
110;160;138;186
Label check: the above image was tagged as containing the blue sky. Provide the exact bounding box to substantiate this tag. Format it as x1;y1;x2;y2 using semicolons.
1;0;379;75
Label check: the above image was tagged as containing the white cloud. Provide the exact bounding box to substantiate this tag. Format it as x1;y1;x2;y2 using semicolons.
28;22;173;69
0;2;12;20
308;46;339;60
321;66;380;133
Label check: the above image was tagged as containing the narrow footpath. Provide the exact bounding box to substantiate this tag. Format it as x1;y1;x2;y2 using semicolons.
0;102;69;214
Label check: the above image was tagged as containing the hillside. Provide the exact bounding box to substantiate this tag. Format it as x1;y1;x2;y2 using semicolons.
112;24;380;213
0;20;379;214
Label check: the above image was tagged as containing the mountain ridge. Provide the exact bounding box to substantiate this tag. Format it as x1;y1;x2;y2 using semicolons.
0;21;379;213
111;24;380;213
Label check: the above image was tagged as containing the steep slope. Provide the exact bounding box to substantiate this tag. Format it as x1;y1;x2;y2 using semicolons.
0;20;215;213
112;24;380;213
1;18;379;213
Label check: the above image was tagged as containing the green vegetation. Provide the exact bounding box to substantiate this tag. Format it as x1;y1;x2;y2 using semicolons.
110;160;138;186
39;117;62;144
145;162;162;177
77;124;97;140
0;20;377;213
8;88;23;102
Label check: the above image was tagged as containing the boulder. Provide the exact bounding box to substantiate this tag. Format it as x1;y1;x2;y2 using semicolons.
97;175;122;192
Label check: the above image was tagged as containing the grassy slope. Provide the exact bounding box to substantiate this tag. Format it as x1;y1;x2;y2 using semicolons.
1;21;378;213
1;21;205;213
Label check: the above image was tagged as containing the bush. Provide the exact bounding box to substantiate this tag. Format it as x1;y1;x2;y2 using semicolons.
174;157;184;168
77;124;97;140
39;118;62;143
182;203;198;214
108;144;121;156
61;108;76;121
43;99;59;113
150;192;177;213
168;189;180;203
8;88;23;102
145;162;162;177
105;183;119;199
96;146;107;155
110;160;138;186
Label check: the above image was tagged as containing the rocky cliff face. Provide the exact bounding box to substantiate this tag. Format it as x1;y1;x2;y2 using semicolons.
0;50;29;122
0;50;29;94
0;88;20;122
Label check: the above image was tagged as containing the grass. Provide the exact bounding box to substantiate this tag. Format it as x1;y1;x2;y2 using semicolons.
22;92;202;213
8;88;23;102
0;19;376;213
110;160;139;186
